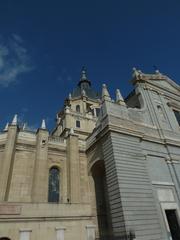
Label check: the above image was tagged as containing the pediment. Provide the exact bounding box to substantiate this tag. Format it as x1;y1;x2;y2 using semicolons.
148;77;180;94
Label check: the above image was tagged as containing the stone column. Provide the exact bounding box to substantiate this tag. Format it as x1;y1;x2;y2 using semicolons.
0;124;18;201
66;132;80;203
31;128;49;202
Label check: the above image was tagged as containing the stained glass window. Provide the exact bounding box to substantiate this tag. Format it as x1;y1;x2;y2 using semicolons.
48;167;60;203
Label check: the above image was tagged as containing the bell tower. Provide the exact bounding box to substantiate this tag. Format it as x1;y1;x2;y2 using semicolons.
52;67;100;139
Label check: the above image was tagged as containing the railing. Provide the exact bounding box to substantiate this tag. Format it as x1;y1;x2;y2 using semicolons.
48;136;64;143
95;231;136;240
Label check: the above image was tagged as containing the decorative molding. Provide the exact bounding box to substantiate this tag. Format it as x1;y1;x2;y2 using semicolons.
152;181;174;186
0;204;21;215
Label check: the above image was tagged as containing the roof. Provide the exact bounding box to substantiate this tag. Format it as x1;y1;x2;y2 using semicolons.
71;67;100;100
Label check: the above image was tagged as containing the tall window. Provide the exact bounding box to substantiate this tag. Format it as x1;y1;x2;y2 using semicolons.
48;167;60;203
173;110;180;126
76;120;80;128
165;209;180;239
76;105;80;113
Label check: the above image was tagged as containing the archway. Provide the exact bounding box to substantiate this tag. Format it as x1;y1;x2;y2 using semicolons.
91;160;112;240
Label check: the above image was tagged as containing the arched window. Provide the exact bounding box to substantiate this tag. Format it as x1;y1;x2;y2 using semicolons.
76;105;80;113
48;167;60;203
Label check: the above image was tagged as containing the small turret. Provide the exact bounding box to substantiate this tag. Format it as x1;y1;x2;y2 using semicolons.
116;89;126;106
11;114;18;125
102;84;111;101
3;122;9;131
41;119;46;130
69;93;72;100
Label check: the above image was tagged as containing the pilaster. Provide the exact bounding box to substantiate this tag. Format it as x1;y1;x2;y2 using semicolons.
66;132;81;203
0;124;18;201
32;128;49;202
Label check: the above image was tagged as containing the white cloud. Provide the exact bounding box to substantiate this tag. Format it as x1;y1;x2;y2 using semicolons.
12;33;23;43
0;34;33;87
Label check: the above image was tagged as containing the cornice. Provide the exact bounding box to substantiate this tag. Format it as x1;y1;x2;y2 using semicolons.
86;113;180;151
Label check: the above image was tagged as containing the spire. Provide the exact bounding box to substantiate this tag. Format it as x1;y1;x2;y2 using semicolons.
116;89;123;101
78;67;91;88
11;114;18;125
81;66;88;81
41;119;46;129
102;84;111;101
3;122;9;131
116;89;126;106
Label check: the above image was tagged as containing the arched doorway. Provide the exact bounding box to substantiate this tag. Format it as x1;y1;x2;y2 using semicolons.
91;160;112;240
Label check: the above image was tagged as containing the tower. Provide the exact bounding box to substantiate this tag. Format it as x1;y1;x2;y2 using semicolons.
52;67;101;139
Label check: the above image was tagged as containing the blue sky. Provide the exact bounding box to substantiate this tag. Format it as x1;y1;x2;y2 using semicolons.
0;0;180;130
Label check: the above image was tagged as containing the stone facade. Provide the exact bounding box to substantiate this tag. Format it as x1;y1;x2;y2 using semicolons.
0;68;180;240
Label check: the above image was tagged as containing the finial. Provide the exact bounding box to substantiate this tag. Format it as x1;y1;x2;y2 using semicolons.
56;114;61;124
132;67;139;78
22;123;27;130
153;65;161;74
69;93;72;100
41;119;46;129
81;66;87;80
116;89;126;106
102;84;111;101
155;69;160;74
11;114;18;125
3;122;9;131
116;89;123;102
78;66;91;87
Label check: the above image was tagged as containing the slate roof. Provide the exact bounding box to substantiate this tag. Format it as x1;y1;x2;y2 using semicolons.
71;68;100;100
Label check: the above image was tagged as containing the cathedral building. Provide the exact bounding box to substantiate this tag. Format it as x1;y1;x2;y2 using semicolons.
0;68;180;240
